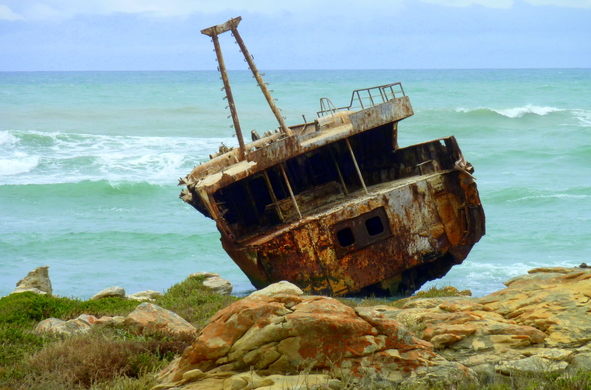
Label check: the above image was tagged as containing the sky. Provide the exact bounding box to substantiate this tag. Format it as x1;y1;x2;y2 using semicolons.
0;0;590;71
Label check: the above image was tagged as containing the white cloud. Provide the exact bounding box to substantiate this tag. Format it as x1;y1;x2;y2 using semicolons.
0;4;23;20
419;0;514;8
1;0;399;20
2;0;590;22
524;0;591;7
1;0;409;21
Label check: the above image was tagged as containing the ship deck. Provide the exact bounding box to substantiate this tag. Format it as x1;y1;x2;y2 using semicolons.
240;169;454;246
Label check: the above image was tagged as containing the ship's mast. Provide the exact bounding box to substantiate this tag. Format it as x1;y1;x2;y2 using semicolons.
201;16;292;160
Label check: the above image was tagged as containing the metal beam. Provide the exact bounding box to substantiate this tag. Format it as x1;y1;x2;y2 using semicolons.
262;170;284;222
209;34;245;160
201;16;242;37
231;27;292;136
279;164;301;219
329;147;348;195
345;138;368;194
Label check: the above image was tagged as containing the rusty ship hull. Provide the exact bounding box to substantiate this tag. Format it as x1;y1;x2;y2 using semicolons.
180;17;485;296
219;137;484;296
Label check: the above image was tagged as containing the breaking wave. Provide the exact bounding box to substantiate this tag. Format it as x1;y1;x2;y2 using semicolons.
455;105;565;118
0;130;234;185
0;154;40;176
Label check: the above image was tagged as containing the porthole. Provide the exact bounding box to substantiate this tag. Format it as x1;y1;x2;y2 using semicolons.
365;216;384;236
336;227;355;247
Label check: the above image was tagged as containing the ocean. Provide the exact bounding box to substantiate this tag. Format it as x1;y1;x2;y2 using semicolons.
1;69;590;299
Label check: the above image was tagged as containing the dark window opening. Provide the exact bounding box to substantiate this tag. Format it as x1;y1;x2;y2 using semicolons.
336;227;355;247
365;216;384;236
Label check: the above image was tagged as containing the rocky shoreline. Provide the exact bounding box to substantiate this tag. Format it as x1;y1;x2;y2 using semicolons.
4;265;591;389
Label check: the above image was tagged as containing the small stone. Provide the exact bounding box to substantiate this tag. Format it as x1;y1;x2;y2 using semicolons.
13;266;52;296
128;290;162;302
249;281;303;298
91;286;126;300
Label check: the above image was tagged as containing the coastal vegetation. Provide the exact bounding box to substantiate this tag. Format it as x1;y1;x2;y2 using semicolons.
0;276;236;389
1;271;590;390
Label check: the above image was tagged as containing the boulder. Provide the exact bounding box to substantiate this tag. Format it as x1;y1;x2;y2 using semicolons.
156;292;474;389
91;286;126;300
13;266;52;296
125;303;196;335
35;317;92;336
249;281;303;298
128;290;162;302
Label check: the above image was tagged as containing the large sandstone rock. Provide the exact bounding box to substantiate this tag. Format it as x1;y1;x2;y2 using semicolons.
125;303;196;335
156;292;474;389
354;267;591;380
13;266;52;296
91;286;126;300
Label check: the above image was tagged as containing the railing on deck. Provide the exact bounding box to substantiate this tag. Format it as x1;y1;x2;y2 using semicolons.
317;82;406;117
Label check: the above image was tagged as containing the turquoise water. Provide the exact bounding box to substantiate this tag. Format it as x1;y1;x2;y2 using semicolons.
1;69;590;298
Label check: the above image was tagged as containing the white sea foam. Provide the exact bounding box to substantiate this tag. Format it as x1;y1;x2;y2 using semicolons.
0;130;235;185
572;109;591;127
510;193;590;202
0;131;17;146
456;105;564;118
0;154;40;176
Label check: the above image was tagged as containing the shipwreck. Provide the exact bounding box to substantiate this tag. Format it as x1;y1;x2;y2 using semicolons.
180;17;485;296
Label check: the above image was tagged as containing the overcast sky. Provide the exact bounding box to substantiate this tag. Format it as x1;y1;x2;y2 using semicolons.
0;0;590;71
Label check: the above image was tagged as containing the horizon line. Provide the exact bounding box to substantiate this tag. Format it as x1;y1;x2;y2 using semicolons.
1;66;590;73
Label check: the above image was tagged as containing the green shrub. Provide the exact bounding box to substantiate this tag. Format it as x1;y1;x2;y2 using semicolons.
0;276;238;389
0;292;137;327
155;275;238;328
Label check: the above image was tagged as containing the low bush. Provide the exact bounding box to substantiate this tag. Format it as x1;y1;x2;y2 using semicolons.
155;274;238;328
